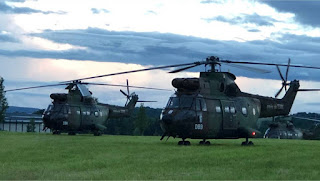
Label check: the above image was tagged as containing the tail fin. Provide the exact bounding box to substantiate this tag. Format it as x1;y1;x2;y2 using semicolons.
259;80;300;118
281;80;300;114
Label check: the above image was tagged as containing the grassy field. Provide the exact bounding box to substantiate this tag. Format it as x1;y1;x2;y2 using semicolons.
1;132;320;180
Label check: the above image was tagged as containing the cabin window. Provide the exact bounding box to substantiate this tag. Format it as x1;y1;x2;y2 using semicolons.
76;110;81;115
215;106;221;113
230;107;236;114
100;111;103;117
253;108;256;116
94;111;99;117
82;111;86;115
201;99;207;111
242;107;247;115
224;106;230;113
86;111;90;115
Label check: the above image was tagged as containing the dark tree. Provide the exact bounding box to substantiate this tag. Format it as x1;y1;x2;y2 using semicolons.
0;77;8;123
27;119;36;132
134;104;148;135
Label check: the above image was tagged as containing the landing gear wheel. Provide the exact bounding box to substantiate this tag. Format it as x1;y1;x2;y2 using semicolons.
205;141;211;145
178;140;191;146
53;130;61;135
241;138;254;146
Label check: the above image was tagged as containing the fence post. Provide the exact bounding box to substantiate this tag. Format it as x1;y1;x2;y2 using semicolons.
15;120;18;132
9;119;11;132
38;123;41;133
22;121;24;132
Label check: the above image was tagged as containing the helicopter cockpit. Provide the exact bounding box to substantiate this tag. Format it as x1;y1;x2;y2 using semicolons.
43;103;71;132
44;104;71;115
165;94;207;111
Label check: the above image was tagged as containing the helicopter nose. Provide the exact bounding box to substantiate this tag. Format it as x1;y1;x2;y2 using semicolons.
161;114;173;124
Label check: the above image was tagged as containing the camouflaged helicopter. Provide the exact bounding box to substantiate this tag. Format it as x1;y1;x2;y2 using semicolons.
157;56;320;145
264;119;303;139
5;79;169;136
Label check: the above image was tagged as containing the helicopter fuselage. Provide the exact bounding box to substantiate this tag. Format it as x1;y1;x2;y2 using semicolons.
42;84;138;135
160;71;300;141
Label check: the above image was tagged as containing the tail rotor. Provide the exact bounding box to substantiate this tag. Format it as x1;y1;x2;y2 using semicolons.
120;79;130;106
275;58;291;98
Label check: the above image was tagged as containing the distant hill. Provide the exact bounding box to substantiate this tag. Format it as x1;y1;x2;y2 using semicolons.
6;106;40;114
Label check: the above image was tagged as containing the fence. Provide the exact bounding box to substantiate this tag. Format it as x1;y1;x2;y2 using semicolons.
1;114;51;133
1;120;51;133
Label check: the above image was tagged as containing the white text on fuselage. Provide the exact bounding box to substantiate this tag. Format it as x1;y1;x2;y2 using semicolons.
267;104;284;110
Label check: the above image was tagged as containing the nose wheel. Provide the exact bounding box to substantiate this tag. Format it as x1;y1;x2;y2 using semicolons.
241;138;254;146
199;139;211;145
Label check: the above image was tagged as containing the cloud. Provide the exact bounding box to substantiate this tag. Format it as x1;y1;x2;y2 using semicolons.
262;0;320;27
200;0;222;4
0;1;66;14
0;31;18;42
204;13;277;26
248;29;260;33
1;28;320;82
91;8;109;14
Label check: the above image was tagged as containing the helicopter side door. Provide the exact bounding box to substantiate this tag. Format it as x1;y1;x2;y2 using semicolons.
221;100;238;136
69;106;81;129
193;98;208;137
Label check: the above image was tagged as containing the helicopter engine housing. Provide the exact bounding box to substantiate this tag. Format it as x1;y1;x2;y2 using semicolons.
172;78;199;91
50;93;68;102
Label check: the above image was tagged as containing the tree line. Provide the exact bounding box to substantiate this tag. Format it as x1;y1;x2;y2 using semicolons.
104;104;163;136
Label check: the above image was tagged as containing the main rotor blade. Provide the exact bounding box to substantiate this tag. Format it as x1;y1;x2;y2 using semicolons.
223;63;271;74
60;62;202;83
5;83;68;92
298;89;320;91
221;60;320;69
86;82;171;91
137;100;157;102
169;64;200;73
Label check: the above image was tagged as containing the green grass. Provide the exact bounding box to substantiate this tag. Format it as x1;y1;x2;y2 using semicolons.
1;132;320;180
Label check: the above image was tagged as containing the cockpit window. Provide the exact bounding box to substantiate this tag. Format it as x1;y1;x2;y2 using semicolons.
46;104;70;114
46;104;53;112
166;95;207;111
167;97;194;109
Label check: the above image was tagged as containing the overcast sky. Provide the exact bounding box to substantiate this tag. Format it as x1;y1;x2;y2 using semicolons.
1;0;320;113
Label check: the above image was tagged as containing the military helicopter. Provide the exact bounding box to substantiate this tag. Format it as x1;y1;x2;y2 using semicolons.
5;79;169;136
263;116;320;140
28;56;319;145
157;56;320;145
263;117;303;139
